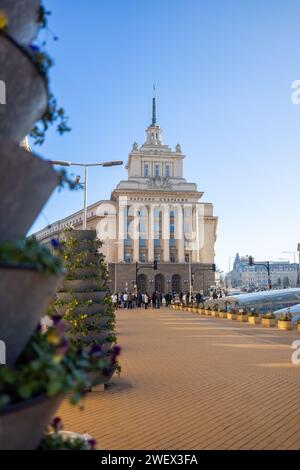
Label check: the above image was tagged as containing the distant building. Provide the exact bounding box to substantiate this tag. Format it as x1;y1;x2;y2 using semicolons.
34;97;218;294
227;253;298;289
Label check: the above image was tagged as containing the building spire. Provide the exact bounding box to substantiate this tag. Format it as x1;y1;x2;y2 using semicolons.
152;84;156;126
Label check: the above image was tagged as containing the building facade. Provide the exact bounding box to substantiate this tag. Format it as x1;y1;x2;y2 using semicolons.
35;98;218;294
227;253;299;289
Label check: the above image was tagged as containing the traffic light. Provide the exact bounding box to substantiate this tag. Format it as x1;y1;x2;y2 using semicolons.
212;263;216;272
248;256;254;266
153;260;158;270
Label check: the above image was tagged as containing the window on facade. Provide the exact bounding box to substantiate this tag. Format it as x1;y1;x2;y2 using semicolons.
125;252;132;263
165;164;171;177
155;163;160;177
154;239;161;247
139;253;146;263
144;163;149;177
170;254;176;263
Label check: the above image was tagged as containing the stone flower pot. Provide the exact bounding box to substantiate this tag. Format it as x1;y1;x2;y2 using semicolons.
262;318;276;328
298;323;300;333
237;314;249;322
83;316;112;329
248;315;261;325
227;313;237;320
219;312;228;318
1;0;41;45
66;267;100;279
0;33;48;143
277;320;293;331
0;265;63;365
68;303;107;317
211;310;219;317
59;279;105;293
0;394;64;450
0;141;58;243
205;309;211;316
56;290;106;304
71;331;111;345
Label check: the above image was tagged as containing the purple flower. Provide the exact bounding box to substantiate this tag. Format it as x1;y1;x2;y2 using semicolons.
29;44;40;53
51;417;63;432
51;238;60;249
89;344;102;357
87;438;96;450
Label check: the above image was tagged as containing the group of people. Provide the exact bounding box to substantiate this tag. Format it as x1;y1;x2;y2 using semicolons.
110;291;208;309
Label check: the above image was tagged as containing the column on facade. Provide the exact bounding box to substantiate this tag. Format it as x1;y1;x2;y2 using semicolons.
148;204;154;261
117;197;126;262
176;204;185;263
193;205;200;263
132;205;139;262
161;203;170;262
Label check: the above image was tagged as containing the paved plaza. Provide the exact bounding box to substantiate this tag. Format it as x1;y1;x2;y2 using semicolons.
58;308;300;450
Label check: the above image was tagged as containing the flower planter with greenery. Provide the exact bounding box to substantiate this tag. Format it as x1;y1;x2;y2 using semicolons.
0;32;48;142
39;418;97;450
262;313;276;328
0;311;119;449
227;311;237;320
248;312;261;324
211;310;219;317
219;310;228;319
0;141;59;243
0;0;42;45
297;320;300;333
205;307;211;316
277;313;293;331
237;309;248;322
0;237;64;364
54;230;119;388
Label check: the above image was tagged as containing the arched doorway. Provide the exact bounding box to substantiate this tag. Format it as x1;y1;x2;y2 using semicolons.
172;274;181;294
155;273;165;294
137;273;147;293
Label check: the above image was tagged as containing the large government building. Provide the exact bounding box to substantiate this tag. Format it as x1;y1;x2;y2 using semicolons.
35;98;218;294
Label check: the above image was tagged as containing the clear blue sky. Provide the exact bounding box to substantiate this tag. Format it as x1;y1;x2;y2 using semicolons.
30;0;300;272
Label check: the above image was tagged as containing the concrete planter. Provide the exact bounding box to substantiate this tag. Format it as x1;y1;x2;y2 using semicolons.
211;310;219;317
277;320;293;331
248;316;261;325
66;267;100;279
0;141;58;243
72;331;111;345
262;318;276;328
219;312;228;319
54;302;107;317
60;279;104;293
1;0;41;45
83;316;112;329
56;290;105;304
298;323;300;333
237;314;249;322
0;33;48;143
0;394;64;450
0;266;63;365
227;313;237;320
88;364;116;388
205;310;211;316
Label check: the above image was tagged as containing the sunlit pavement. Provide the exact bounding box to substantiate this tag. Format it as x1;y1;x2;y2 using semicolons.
57;308;300;450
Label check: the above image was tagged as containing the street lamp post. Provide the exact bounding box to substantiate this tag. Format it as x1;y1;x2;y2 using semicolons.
51;160;123;230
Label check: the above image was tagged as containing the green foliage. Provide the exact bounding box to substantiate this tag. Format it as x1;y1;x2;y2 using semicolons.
278;313;292;321
0;237;63;275
262;312;276;319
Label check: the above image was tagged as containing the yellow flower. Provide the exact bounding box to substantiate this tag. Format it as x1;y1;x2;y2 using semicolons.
47;331;61;346
54;354;63;364
0;11;8;30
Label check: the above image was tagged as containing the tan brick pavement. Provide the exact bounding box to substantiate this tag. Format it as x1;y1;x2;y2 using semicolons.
57;308;300;450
